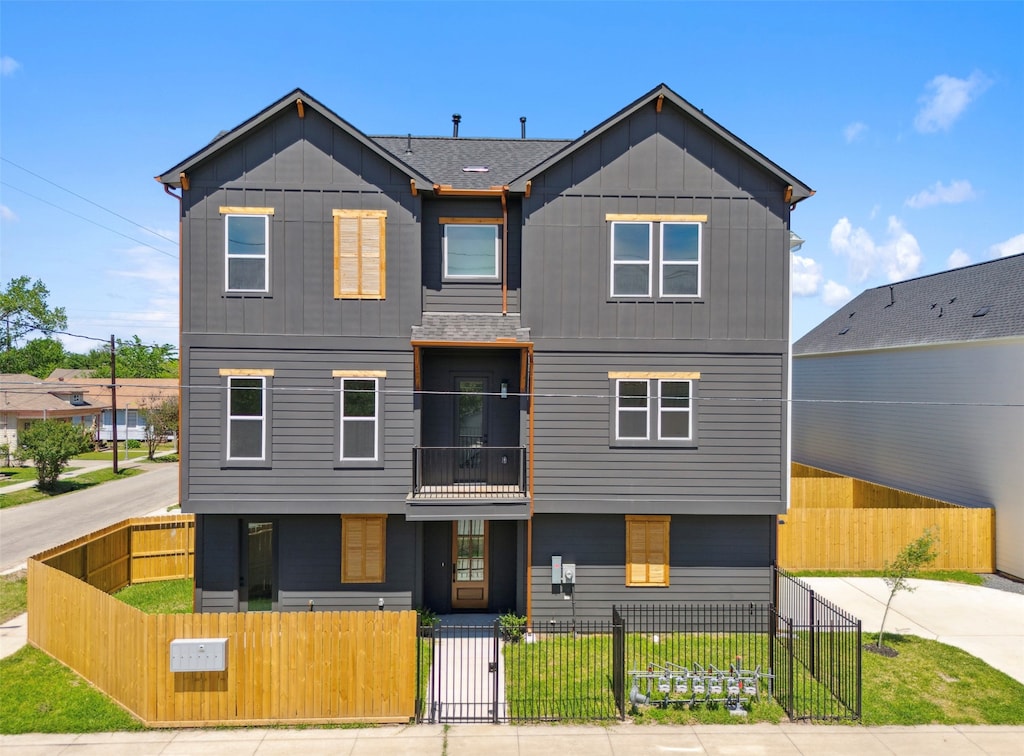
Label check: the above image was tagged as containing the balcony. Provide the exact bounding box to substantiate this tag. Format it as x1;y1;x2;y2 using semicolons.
411;446;528;499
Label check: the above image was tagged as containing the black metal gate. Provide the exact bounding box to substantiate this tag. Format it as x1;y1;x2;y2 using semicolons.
420;621;503;723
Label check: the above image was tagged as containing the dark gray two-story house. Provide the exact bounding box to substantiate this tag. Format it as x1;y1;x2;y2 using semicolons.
157;84;811;620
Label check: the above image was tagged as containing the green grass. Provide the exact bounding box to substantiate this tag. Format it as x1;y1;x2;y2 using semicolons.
790;569;985;586
861;634;1024;725
0;571;28;623
0;646;144;734
112;578;193;614
0;467;142;509
0;466;41;487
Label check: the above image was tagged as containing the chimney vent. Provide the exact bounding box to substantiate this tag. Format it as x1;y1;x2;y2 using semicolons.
452;113;461;138
520;116;527;139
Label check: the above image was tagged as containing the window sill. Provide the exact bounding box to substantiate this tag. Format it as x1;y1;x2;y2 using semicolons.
334;460;385;470
221;461;272;470
611;440;698;449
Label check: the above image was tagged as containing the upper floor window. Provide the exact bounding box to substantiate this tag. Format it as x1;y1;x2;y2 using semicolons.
610;372;699;447
221;207;273;293
443;223;500;281
334;370;386;468
608;214;705;299
334;209;387;299
221;369;274;463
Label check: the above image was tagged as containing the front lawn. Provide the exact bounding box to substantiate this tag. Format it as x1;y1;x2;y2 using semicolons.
0;467;142;509
0;467;41;487
0;571;28;623
791;569;985;586
112;578;193;614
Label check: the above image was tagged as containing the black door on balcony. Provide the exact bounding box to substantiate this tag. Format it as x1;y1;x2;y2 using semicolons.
454;376;488;484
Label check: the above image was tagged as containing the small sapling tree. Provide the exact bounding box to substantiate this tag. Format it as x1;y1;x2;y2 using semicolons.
18;420;92;490
873;527;939;654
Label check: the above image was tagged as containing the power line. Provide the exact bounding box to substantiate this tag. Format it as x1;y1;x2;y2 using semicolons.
1;157;179;247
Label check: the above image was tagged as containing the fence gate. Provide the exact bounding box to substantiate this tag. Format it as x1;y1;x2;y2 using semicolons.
422;621;505;723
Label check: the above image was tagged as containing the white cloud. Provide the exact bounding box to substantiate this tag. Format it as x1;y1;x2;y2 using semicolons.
791;254;824;296
990;233;1024;258
0;56;20;76
0;204;17;222
947;249;971;268
869;204;880;221
829;216;923;283
905;179;976;209
843;122;867;143
822;280;853;307
914;71;991;133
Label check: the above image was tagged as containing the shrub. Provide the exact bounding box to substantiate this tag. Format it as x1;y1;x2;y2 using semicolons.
499;611;528;642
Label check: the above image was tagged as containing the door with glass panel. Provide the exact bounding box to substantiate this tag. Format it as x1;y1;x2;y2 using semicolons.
242;520;275;611
451;519;488;609
454;376;487;484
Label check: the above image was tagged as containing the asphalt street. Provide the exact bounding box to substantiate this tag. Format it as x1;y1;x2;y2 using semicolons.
0;462;179;570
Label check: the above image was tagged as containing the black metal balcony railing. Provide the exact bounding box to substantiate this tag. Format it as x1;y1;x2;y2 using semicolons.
412;446;527;498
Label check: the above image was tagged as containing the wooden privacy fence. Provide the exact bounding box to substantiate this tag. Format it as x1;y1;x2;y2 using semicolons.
27;517;418;726
781;465;994;571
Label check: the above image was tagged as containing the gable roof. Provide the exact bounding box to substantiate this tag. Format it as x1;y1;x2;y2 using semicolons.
0;374;106;416
156;89;434;189
794;254;1024;355
506;83;813;201
53;378;179;409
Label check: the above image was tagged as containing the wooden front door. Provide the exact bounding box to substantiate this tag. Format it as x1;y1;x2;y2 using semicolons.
451;519;488;609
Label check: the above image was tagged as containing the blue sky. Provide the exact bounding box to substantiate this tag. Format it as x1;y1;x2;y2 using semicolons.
2;1;1021;353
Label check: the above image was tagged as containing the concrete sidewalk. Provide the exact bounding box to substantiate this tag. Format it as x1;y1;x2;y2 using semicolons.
803;577;1024;685
2;723;1023;755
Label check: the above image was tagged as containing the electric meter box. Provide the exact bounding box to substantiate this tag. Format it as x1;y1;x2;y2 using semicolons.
170;638;228;672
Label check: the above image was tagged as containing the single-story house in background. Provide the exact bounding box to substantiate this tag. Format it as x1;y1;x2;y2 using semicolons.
45;375;178;442
0;373;106;451
792;254;1024;579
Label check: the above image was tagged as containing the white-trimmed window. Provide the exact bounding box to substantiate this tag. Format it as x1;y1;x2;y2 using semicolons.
610;373;698;447
444;224;500;280
334;209;386;299
222;208;272;292
227;376;267;460
340;377;379;461
609;215;704;298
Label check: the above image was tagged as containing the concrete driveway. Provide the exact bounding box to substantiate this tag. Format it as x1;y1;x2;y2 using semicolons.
803;577;1024;684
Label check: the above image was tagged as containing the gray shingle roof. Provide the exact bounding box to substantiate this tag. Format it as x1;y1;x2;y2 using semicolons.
371;137;571;189
412;313;530;343
793;254;1024;355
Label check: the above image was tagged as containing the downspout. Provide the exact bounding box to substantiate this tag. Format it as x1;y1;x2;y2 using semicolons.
500;189;509;315
526;344;535;621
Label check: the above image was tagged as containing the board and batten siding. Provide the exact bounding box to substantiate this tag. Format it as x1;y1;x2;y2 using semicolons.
530;513;774;621
183;341;413;514
531;352;786;514
181;108;422;338
793;338;1024;579
520;103;791;343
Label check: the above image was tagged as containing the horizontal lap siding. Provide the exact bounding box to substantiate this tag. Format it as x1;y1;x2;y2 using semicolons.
530;513;773;621
532;352;784;509
185;344;412;508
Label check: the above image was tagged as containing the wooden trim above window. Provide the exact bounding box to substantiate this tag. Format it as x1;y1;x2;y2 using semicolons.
333;209;387;219
219;207;275;215
219;368;275;376
605;213;707;222
332;369;387;378
438;217;504;225
341;514;386;584
608;371;700;379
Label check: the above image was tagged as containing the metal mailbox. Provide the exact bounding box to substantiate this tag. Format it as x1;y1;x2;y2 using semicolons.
169;638;228;672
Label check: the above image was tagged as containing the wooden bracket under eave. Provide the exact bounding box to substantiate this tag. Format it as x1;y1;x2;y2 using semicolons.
179;173;190;191
656;94;664;113
410;179;418;196
784;185;794;204
524;180;532;199
296;98;305;119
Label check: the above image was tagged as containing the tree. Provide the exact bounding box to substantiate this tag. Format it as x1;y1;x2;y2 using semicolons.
874;527;940;653
91;336;178;379
17;420;92;491
0;337;66;378
139;395;179;459
0;276;67;350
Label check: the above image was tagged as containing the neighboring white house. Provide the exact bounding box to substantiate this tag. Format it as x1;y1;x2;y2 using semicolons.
0;373;105;451
792;254;1024;579
45;376;178;442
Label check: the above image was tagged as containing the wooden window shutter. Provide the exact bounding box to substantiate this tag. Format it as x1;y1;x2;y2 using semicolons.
625;515;670;587
334;210;386;299
342;515;386;583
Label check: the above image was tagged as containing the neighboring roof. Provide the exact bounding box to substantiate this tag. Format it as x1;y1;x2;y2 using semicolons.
47;368;94;381
412;313;530;343
507;83;813;202
157;84;811;201
794;254;1024;355
55;378;179;408
0;374;105;416
372;136;570;190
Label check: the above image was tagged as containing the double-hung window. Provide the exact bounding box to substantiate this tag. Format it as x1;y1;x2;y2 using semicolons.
221;207;272;293
334;370;385;467
222;369;273;464
609;215;705;299
610;372;698;447
334;209;386;299
443;222;501;281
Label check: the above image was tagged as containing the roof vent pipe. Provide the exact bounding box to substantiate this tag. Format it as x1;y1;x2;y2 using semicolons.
520;116;527;139
404;133;413;155
452;113;461;138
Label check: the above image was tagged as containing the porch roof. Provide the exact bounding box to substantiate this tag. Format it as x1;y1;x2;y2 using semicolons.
411;313;531;344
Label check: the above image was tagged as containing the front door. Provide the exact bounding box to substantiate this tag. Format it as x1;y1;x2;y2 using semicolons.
451;519;488;609
454;376;487;483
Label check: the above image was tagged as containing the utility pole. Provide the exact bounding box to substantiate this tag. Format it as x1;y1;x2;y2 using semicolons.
110;335;118;475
